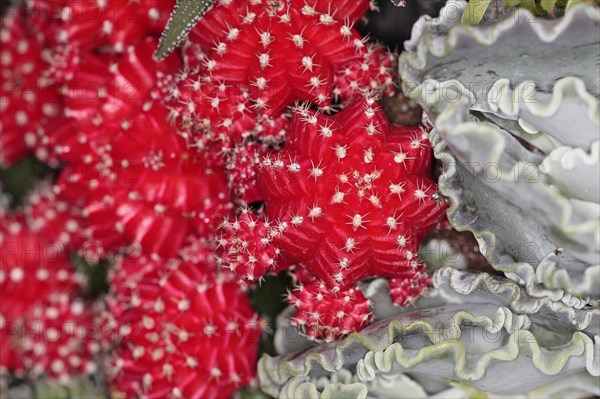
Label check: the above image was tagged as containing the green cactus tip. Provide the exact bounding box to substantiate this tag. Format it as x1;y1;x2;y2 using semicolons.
154;0;217;61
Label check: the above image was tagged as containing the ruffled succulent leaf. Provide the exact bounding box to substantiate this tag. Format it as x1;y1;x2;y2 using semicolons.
432;267;600;333
278;369;431;399
436;96;598;261
501;0;596;16
261;268;600;398
276;368;600;399
404;1;468;52
539;141;600;202
400;6;600;109
431;126;600;299
400;4;600;300
260;304;598;397
154;0;216;61
442;374;600;399
567;0;592;10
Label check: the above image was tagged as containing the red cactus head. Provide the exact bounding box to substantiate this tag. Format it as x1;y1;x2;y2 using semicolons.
23;182;84;249
333;43;396;103
20;295;104;382
288;277;372;342
27;0;175;52
0;215;81;322
252;96;446;289
164;71;257;154
186;0;375;115
48;38;232;259
0;9;62;166
107;254;263;399
0;212;99;381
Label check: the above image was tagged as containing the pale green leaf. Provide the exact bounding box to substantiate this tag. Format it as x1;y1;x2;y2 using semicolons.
461;0;492;24
517;0;547;15
540;0;558;11
503;0;522;7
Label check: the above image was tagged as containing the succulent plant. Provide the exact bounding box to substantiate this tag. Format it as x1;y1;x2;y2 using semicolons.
287;278;373;342
332;43;397;104
259;267;600;398
251;3;600;397
154;0;216;60
22;181;84;249
399;3;600;301
164;71;257;154
19;295;103;383
224;138;287;206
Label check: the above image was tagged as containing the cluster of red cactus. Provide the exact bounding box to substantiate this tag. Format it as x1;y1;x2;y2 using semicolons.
1;0;444;394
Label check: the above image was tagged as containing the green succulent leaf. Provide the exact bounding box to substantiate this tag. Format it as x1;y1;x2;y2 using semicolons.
540;0;559;11
33;379;106;399
506;0;547;15
504;0;598;16
461;0;492;24
154;0;217;61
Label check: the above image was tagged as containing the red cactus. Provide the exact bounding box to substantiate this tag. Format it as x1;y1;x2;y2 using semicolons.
224;143;263;205
333;43;396;103
20;295;103;382
23;182;84;249
253;112;290;144
41;43;81;87
164;71;257;154
215;209;285;284
388;266;432;306
165;68;293;169
217;96;445;339
47;38;232;259
62;38;181;138
37;39;181;165
181;40;208;71
0;9;62;166
27;0;175;52
55;105;233;259
288;278;372;342
0;215;81;322
224;142;276;205
186;0;375;115
0;213;100;381
107;255;263;399
179;234;216;265
253;97;444;289
27;116;80;167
